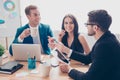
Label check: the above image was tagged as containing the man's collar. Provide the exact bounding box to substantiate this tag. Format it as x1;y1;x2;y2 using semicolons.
29;24;39;29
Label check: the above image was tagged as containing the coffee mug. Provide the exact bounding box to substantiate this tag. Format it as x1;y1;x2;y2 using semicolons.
30;28;38;37
40;63;51;77
51;57;59;67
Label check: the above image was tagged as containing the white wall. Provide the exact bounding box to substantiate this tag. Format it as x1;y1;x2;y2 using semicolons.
20;0;120;34
0;0;120;49
0;0;21;37
0;0;21;49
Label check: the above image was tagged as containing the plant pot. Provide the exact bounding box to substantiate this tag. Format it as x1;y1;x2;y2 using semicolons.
0;56;2;65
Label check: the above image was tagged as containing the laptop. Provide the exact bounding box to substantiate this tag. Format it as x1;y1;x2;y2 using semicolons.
12;44;41;61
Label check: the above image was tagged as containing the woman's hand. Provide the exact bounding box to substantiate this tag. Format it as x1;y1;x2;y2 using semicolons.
58;30;66;41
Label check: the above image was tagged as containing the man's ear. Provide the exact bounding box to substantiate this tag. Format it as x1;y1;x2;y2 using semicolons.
93;25;99;31
26;15;30;19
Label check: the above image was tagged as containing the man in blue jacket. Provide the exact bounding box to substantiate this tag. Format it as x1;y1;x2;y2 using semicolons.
9;5;53;56
49;9;120;80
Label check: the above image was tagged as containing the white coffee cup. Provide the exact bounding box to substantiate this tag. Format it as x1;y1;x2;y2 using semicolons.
40;63;51;77
30;27;38;37
51;57;59;67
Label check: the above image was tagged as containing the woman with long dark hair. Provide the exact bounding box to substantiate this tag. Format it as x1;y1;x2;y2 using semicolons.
58;14;90;55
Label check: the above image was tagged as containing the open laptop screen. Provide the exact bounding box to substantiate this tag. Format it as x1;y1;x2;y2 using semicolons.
12;44;41;61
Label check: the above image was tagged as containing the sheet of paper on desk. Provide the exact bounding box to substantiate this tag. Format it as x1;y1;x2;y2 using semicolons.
16;72;29;77
51;48;70;64
30;69;39;74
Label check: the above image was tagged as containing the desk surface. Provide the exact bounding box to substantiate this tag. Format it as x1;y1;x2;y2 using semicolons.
0;53;89;80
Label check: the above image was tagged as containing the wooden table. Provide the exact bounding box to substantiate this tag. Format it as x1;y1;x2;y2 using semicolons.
0;53;89;80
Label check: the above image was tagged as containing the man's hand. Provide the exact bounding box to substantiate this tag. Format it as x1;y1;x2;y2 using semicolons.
59;62;72;73
19;28;30;39
48;36;56;49
48;36;71;55
55;42;71;55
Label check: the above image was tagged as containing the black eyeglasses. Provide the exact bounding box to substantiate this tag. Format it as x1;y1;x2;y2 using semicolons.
84;23;96;27
84;23;100;27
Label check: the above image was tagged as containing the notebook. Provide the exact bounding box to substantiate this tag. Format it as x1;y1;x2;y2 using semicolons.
0;61;23;74
12;44;41;61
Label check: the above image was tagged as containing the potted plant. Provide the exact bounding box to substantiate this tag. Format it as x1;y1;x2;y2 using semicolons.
0;44;5;65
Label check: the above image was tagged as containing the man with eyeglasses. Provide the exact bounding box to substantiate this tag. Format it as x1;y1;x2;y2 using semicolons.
9;5;53;56
48;9;120;80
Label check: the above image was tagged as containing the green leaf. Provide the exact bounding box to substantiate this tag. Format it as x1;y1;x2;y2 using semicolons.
0;44;5;56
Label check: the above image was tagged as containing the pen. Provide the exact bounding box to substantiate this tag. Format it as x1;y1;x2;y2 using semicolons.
53;38;58;43
34;56;36;60
28;52;31;59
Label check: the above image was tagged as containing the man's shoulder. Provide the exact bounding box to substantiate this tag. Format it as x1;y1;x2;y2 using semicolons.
17;24;29;30
39;23;50;28
95;37;120;50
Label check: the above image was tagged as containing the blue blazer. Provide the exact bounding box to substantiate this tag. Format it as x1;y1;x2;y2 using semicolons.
9;23;53;55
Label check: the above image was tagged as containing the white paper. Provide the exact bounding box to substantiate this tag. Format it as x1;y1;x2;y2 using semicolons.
30;69;39;74
16;72;29;77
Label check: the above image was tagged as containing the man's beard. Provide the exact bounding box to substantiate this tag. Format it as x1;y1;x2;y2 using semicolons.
88;31;95;36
